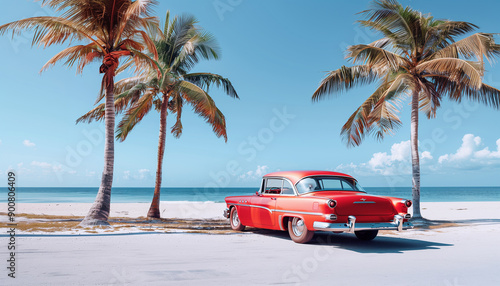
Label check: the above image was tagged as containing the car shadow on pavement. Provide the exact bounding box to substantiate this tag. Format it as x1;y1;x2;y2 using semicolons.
312;232;453;253
247;229;453;254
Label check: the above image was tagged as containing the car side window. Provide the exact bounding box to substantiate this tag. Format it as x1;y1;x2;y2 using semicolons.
296;178;319;194
340;180;355;191
319;178;355;191
259;179;266;193
281;180;295;195
264;178;283;194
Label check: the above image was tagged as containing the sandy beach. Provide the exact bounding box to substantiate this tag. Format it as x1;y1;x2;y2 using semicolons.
1;201;500;285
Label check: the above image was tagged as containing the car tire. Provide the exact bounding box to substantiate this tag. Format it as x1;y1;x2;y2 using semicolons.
230;207;245;231
354;230;378;241
288;217;314;243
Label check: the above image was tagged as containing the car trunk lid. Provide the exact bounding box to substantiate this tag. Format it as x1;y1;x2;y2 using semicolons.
303;192;395;216
335;194;395;215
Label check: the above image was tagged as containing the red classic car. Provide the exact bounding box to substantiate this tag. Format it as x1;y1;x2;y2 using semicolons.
224;170;413;243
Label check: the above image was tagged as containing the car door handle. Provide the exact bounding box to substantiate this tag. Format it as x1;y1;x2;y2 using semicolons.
271;197;277;200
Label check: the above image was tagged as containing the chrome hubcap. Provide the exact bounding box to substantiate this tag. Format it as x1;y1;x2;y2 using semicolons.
232;209;239;226
292;217;305;236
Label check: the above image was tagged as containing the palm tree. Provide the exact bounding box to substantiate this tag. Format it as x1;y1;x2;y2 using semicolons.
0;0;160;225
312;0;500;220
78;12;239;218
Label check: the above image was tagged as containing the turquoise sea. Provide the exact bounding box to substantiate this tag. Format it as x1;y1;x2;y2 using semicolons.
2;186;500;203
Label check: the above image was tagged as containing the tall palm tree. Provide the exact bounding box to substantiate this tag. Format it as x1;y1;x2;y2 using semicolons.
312;0;500;220
78;12;239;218
0;0;160;225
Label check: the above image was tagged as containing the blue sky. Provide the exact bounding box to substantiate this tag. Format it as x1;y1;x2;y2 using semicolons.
0;0;499;188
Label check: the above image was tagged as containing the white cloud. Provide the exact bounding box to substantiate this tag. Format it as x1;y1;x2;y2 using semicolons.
23;140;36;147
123;170;131;180
31;161;76;175
137;169;150;179
438;134;500;169
85;170;96;177
421;151;433;160
238;165;269;181
31;161;52;168
336;140;432;176
123;169;150;180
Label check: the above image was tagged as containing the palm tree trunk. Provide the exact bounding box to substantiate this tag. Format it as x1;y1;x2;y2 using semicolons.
147;93;168;218
410;90;422;219
80;74;115;226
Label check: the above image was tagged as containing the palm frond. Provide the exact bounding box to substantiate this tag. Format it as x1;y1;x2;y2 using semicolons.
358;0;416;50
417;58;483;88
460;83;500;109
183;72;238;98
340;72;408;146
0;16;101;48
423;21;478;55
429;33;500;64
76;103;105;124
116;91;155;141
129;48;162;78
347;41;406;70
169;94;183;138
434;76;500;109
40;43;102;73
417;79;440;118
312;65;379;101
177;80;217;121
178;80;228;140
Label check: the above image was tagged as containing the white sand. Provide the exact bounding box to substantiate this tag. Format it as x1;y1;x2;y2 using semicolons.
12;201;500;220
1;201;499;285
14;201;227;219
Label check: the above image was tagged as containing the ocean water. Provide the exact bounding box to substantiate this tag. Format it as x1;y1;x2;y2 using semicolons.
2;186;499;203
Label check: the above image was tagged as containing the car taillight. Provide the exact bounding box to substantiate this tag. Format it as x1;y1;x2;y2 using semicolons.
405;200;412;207
327;199;337;208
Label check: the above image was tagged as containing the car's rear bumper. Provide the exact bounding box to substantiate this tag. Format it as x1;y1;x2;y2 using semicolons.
313;215;413;232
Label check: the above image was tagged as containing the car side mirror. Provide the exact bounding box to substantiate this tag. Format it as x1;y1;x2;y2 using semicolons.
256;191;261;196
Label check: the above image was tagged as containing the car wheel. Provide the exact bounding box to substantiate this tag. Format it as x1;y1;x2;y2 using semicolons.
354;230;378;241
230;207;245;231
288;217;314;243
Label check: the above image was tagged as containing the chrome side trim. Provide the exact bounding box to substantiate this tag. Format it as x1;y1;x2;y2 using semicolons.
233;203;325;217
278;215;284;230
313;215;414;232
353;201;375;204
274;209;324;216
233;203;273;214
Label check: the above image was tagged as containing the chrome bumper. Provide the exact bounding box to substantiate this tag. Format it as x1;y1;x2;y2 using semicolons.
313;215;413;232
223;208;230;219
